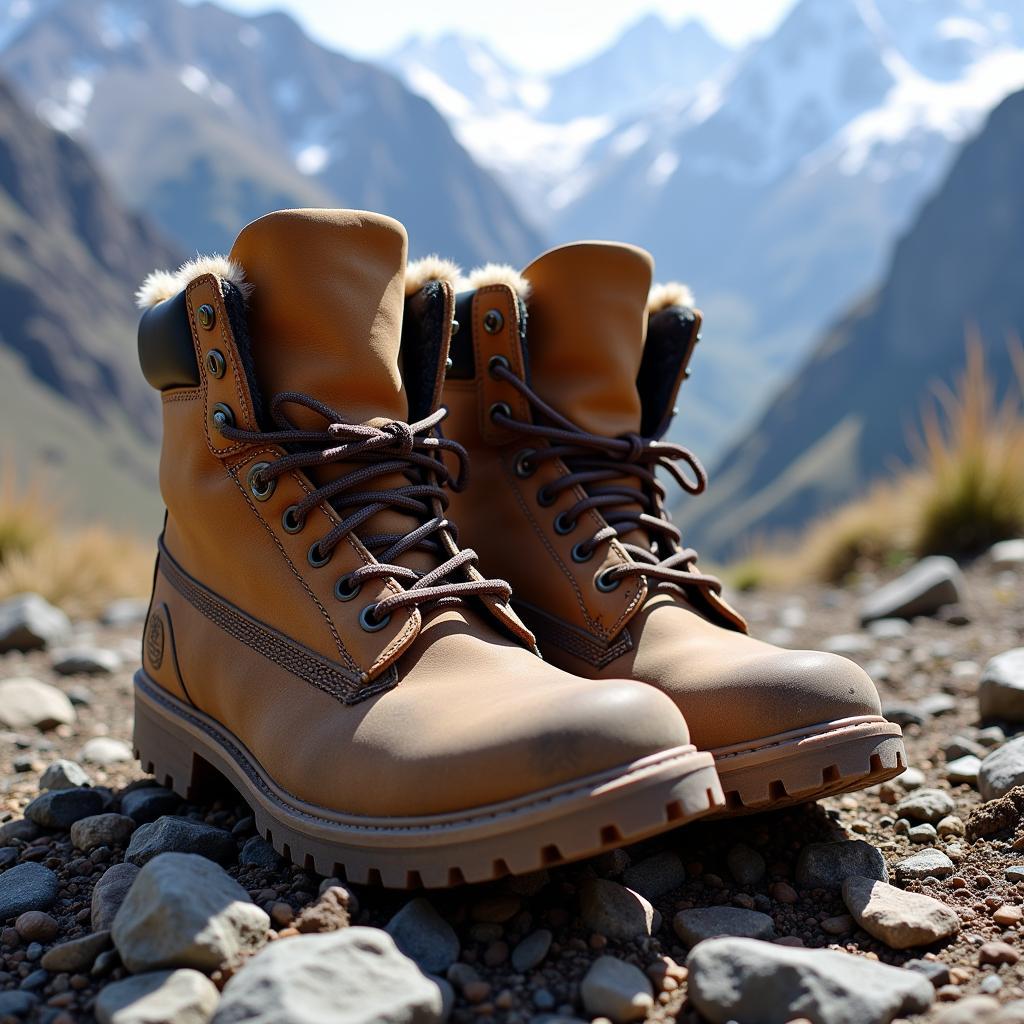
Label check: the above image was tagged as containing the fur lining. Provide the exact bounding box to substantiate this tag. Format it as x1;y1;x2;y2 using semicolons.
405;255;461;296
135;254;251;309
464;263;531;300
647;281;695;315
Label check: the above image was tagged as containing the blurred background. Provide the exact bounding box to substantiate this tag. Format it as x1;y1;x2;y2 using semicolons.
0;0;1022;610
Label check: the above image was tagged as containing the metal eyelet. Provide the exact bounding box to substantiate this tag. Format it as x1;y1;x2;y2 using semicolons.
307;542;331;568
488;354;510;378
595;568;621;592
211;403;234;430
247;461;275;501
554;511;576;535
536;486;555;508
197;304;216;330
281;505;304;534
483;309;504;334
513;448;537;478
359;603;391;632
451;319;460;336
205;349;226;378
571;542;593;563
334;576;361;602
489;401;511;423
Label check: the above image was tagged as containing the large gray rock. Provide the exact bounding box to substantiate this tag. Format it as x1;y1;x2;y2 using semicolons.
80;737;134;765
71;813;137;851
979;736;1024;801
112;852;268;973
385;898;459;975
125;817;236;866
859;557;965;625
894;789;956;823
796;840;888;890
212;927;443;1024
96;968;220;1024
621;851;686;899
579;956;653;1024
25;786;106;829
842;876;960;949
894;849;955;882
93;862;141;931
52;645;121;676
0;677;75;730
40;759;91;790
0;862;59;918
579;878;659;940
990;539;1024;569
673;906;775;946
41;930;111;973
688;937;934;1024
120;787;181;825
0;593;71;652
979;649;1024;723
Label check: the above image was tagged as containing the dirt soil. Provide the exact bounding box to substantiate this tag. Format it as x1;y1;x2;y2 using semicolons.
1;558;1023;1023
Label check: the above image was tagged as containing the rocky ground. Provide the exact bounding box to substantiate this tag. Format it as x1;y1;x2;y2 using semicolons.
1;544;1024;1024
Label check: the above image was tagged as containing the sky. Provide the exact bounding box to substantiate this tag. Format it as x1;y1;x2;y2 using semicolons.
189;0;799;73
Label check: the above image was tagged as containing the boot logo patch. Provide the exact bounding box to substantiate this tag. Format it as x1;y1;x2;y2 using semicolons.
145;610;165;670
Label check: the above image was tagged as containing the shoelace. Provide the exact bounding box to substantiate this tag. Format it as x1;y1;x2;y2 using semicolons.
488;362;723;598
217;391;512;627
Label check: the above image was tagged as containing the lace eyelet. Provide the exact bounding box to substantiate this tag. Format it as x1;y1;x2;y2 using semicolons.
513;448;536;478
536;485;555;508
205;349;226;378
489;401;511;423
571;542;593;563
483;309;504;334
211;403;234;430
334;575;361;602
595;568;621;592
553;511;576;535
307;542;332;568
281;505;304;534
488;354;510;378
247;461;275;501
359;603;391;632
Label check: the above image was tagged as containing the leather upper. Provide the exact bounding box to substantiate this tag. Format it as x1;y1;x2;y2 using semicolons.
143;211;691;817
437;241;883;751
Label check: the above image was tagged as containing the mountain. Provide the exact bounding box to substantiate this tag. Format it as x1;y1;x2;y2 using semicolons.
0;76;174;530
383;0;1024;464
0;0;542;264
383;16;736;219
554;0;1024;460
681;86;1024;559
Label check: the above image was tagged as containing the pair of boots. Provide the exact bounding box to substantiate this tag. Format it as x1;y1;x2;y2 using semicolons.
134;209;905;889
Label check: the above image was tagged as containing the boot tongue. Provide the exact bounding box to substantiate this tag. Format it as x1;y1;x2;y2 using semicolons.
521;241;653;437
229;209;408;427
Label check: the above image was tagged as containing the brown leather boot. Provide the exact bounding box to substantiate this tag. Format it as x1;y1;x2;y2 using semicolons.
131;210;724;888
433;242;906;815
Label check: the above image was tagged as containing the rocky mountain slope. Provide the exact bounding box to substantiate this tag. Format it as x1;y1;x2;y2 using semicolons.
0;0;542;265
3;547;1024;1021
683;86;1024;559
0;77;173;532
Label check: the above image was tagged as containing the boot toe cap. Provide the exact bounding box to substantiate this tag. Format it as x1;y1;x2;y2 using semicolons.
680;649;883;751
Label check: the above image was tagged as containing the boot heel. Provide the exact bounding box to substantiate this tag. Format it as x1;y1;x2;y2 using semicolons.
132;680;205;799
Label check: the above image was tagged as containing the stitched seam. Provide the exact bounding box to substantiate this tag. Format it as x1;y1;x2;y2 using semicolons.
158;546;395;705
516;602;632;668
186;277;251;458
162;389;201;404
712;720;897;762
226;464;357;670
140;674;695;831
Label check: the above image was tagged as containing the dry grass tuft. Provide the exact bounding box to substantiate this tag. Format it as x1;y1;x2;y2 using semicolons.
0;458;152;617
728;336;1024;588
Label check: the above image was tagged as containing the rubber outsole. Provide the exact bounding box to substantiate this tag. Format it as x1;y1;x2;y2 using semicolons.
707;715;906;816
132;671;725;888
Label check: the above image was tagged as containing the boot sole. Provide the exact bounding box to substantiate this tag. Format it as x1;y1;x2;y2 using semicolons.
132;671;724;888
707;715;906;816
